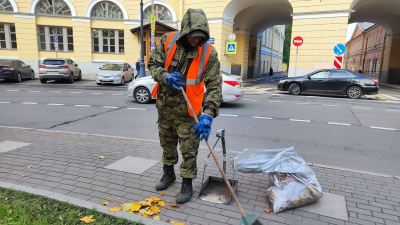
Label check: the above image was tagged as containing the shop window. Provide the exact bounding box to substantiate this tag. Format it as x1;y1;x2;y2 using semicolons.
0;0;13;11
0;23;17;49
36;0;71;15
38;26;73;51
92;28;124;53
144;4;172;21
91;1;122;19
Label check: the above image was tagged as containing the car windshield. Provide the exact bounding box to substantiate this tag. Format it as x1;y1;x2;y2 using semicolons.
100;64;123;71
43;60;65;65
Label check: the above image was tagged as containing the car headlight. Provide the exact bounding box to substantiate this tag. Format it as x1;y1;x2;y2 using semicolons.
114;74;120;78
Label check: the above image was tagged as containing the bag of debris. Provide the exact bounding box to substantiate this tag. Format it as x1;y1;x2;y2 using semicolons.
232;147;323;213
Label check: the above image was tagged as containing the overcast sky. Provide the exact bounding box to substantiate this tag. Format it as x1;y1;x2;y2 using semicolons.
346;23;357;43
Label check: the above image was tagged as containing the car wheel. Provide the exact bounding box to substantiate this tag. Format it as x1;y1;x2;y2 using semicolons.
289;83;301;95
347;86;362;99
120;77;125;85
40;79;47;84
135;87;151;104
77;71;82;81
68;73;74;84
30;71;35;80
15;72;22;83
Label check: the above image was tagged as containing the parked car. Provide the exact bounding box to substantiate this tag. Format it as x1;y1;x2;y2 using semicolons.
39;58;81;84
95;63;134;85
0;59;35;82
128;72;244;104
277;69;379;99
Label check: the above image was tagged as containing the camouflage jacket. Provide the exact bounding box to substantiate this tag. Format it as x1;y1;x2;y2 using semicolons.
148;9;222;118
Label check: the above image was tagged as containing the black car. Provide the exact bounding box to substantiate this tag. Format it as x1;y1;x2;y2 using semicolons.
0;59;35;83
277;69;379;99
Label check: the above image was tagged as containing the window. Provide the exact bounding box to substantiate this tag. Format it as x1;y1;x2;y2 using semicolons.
0;0;13;11
330;70;354;79
144;4;172;21
0;23;17;49
92;29;124;53
311;71;329;79
38;26;73;51
36;0;71;15
91;1;122;19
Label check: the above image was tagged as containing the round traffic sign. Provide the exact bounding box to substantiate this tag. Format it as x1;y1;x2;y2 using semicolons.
334;44;346;56
293;36;303;47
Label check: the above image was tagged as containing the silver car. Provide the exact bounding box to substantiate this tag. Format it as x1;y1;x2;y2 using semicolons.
39;58;81;84
95;63;134;85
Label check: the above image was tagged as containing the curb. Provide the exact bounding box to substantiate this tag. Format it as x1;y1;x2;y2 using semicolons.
0;181;165;225
379;83;400;91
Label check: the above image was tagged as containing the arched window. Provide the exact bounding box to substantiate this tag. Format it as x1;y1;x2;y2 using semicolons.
36;0;71;15
91;1;122;19
0;0;13;11
143;4;172;21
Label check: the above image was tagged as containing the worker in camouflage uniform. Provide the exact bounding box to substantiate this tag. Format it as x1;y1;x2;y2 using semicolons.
148;8;222;204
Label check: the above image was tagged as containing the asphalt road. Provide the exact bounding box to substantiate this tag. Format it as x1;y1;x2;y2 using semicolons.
1;78;400;176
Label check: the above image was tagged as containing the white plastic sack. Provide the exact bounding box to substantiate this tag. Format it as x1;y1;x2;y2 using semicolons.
232;147;323;213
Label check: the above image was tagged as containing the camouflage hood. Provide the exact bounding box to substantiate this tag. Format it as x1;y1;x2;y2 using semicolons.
178;8;210;46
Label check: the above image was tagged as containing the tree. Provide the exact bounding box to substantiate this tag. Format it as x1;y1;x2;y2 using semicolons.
282;25;292;66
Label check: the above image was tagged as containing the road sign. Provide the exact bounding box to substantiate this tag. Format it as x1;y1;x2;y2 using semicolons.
208;37;215;44
151;30;155;51
228;33;236;42
225;42;237;54
333;56;343;69
334;44;346;56
151;14;156;30
293;36;303;47
53;32;58;43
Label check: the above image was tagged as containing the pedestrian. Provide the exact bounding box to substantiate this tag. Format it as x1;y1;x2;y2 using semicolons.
135;59;140;79
148;8;222;204
358;70;363;74
269;67;273;77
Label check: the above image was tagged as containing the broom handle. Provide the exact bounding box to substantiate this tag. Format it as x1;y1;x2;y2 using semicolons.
181;89;246;217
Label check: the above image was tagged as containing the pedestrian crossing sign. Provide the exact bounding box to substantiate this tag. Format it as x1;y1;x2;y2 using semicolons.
225;42;237;54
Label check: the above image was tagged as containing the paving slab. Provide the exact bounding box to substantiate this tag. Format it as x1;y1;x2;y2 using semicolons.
0;141;32;153
298;192;348;221
105;156;160;174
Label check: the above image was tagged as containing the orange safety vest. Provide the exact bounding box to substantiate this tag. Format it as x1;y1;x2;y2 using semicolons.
151;31;213;117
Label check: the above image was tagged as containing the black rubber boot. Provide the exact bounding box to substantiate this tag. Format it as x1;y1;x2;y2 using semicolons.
155;164;176;191
176;178;193;204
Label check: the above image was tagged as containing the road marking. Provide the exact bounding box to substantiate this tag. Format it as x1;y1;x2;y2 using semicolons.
128;108;147;110
74;105;90;107
381;94;400;101
375;94;390;100
370;126;397;131
386;109;400;112
328;122;351;126
295;102;310;105
47;103;65;106
49;91;61;93
103;106;119;109
112;94;124;96
29;91;40;92
354;107;371;109
290;119;311;122
21;102;38;105
271;94;284;96
269;101;281;103
70;92;82;94
7;90;19;91
0;102;11;103
253;116;273;120
91;93;103;95
323;104;339;107
244;99;257;101
220;114;239;117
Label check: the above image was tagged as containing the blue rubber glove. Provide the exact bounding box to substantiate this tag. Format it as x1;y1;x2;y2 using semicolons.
194;114;213;141
165;72;185;91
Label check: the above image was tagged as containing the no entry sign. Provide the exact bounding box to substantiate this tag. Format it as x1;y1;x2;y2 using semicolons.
293;36;303;47
333;56;343;69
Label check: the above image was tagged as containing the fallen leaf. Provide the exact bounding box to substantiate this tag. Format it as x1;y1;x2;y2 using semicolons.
80;215;96;223
154;216;162;221
169;221;176;224
139;201;152;207
28;167;31;168
187;221;190;224
169;203;180;207
122;203;134;212
145;197;160;203
158;201;165;207
58;216;63;220
21;175;24;177
129;203;141;212
160;206;166;209
167;200;172;203
98;156;105;159
175;223;186;225
150;205;160;214
192;186;195;187
138;208;152;217
159;191;163;197
264;209;271;213
102;202;109;206
108;207;120;212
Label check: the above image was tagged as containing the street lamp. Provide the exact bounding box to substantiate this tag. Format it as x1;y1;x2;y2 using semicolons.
139;0;146;78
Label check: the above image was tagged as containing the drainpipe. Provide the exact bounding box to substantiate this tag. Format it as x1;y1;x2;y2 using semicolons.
362;35;368;74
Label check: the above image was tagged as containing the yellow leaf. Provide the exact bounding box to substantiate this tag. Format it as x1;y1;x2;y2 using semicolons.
80;215;96;223
175;223;186;225
264;208;271;213
159;191;163;197
167;200;172;203
130;203;141;212
108;207;120;212
169;203;180;207
139;201;152;207
150;205;160;214
102;202;109;206
158;201;165;207
21;175;24;177
169;221;176;224
122;203;134;212
145;197;160;203
98;156;105;159
154;216;162;221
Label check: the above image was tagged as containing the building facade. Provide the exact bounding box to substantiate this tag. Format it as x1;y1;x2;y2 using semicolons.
344;23;386;79
259;25;285;74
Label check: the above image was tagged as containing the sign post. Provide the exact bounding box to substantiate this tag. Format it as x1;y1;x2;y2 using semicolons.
150;0;155;52
53;32;59;58
333;44;346;69
293;36;303;77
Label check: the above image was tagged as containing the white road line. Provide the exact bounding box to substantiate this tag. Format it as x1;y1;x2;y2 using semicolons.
103;106;119;109
7;90;19;91
22;102;38;105
269;101;281;103
386;109;400;112
295;102;310;105
49;91;61;93
0;102;11;103
271;94;284;96
381;94;400;101
91;93;103;95
112;94;124;96
290;119;311;123
220;114;239;117
74;105;90;107
47;103;65;106
128;108;147;110
370;126;397;131
253;116;273;120
354;107;371;109
70;92;82;94
328;122;351;126
29;91;40;92
323;104;339;107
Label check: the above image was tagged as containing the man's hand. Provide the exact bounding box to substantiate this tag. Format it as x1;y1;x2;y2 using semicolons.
165;72;185;90
194;114;213;141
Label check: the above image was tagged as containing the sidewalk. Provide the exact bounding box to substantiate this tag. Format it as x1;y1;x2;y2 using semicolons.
0;126;400;225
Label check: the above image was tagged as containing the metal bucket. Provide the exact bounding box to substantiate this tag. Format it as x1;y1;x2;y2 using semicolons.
199;129;238;205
